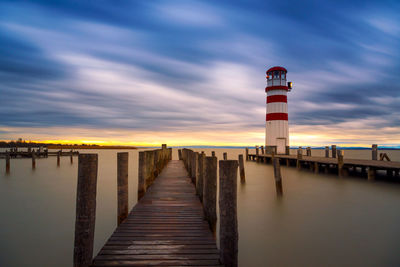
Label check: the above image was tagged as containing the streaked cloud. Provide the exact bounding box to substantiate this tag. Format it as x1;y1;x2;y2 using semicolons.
0;0;399;146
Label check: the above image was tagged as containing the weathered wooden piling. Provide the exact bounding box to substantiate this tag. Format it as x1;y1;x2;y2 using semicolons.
196;152;205;201
314;162;319;173
261;146;264;155
296;148;302;169
256;146;259;162
178;149;182;160
70;150;74;164
191;152;198;184
331;145;337;158
223;152;227;160
212;151;215;157
219;160;238;267
338;150;344;177
273;158;283;196
306;147;311;156
372;144;378;160
6;153;10;173
117;152;129;226
73;154;98;267
32;152;36;169
204;156;217;234
137;151;146;200
238;154;246;183
146;150;155;187
285;146;290;155
325;146;329;158
245;148;249;161
368;167;376;181
57;151;61;166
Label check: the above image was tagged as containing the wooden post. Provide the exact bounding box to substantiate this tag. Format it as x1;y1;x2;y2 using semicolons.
273;158;283;196
203;156;217;234
238;154;246;183
261;146;264;155
187;150;192;174
219;160;238;267
223;152;227;160
306;147;311;156
70;150;74;164
296;148;302;169
338;150;344;177
325;146;329;158
32;152;36;169
212;151;215;157
162;144;167;150
368;167;376;181
314;162;319;173
372;144;378;160
196;153;205;201
285;146;290;155
191;152;198;184
117;152;129;226
6;153;10;173
74;154;98;267
138;151;146;201
255;146;259;162
57;151;61;166
178;149;182;160
331;145;337;158
245;148;249;161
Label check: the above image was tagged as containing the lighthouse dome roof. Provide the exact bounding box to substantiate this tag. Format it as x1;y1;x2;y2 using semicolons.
267;66;287;73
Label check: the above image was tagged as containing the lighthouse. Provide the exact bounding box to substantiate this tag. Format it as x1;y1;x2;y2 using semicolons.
265;66;292;154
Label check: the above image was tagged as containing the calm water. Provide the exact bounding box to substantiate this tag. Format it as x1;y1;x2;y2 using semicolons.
0;148;400;266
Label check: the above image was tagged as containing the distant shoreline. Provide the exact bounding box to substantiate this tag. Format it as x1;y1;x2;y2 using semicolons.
47;145;137;149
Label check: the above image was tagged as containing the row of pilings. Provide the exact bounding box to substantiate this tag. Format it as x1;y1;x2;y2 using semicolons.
180;148;240;267
137;144;172;200
3;150;78;173
73;145;171;267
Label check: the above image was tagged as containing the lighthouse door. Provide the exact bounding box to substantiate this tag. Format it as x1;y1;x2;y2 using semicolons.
276;138;286;154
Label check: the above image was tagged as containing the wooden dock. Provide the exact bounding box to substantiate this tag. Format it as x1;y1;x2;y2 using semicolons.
247;152;400;180
91;160;222;267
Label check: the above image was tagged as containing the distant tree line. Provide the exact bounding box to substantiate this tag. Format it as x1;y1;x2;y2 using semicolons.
0;139;99;148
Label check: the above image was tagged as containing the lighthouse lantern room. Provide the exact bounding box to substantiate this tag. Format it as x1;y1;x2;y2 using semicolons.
265;66;292;154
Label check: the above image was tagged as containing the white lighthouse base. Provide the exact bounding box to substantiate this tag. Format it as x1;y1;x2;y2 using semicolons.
265;120;289;154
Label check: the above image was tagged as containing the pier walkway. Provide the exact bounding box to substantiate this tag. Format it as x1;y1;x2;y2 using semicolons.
248;153;400;180
91;160;222;267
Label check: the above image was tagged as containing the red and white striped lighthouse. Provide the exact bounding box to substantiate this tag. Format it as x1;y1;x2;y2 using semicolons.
265;66;292;154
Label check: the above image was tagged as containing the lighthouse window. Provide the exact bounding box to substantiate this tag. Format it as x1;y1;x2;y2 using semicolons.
267;72;272;80
274;71;279;78
281;72;286;79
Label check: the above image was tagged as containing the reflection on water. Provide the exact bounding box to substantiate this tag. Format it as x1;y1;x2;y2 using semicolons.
0;148;400;266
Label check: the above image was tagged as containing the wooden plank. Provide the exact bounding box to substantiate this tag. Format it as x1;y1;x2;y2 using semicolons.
92;260;221;266
91;160;221;266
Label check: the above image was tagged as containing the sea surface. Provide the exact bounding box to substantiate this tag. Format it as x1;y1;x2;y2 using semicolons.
0;148;400;267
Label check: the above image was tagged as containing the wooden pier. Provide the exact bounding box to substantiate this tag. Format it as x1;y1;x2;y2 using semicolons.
91;160;222;267
73;146;238;267
247;151;400;180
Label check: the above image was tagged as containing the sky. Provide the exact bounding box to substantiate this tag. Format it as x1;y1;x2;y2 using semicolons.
1;0;399;147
